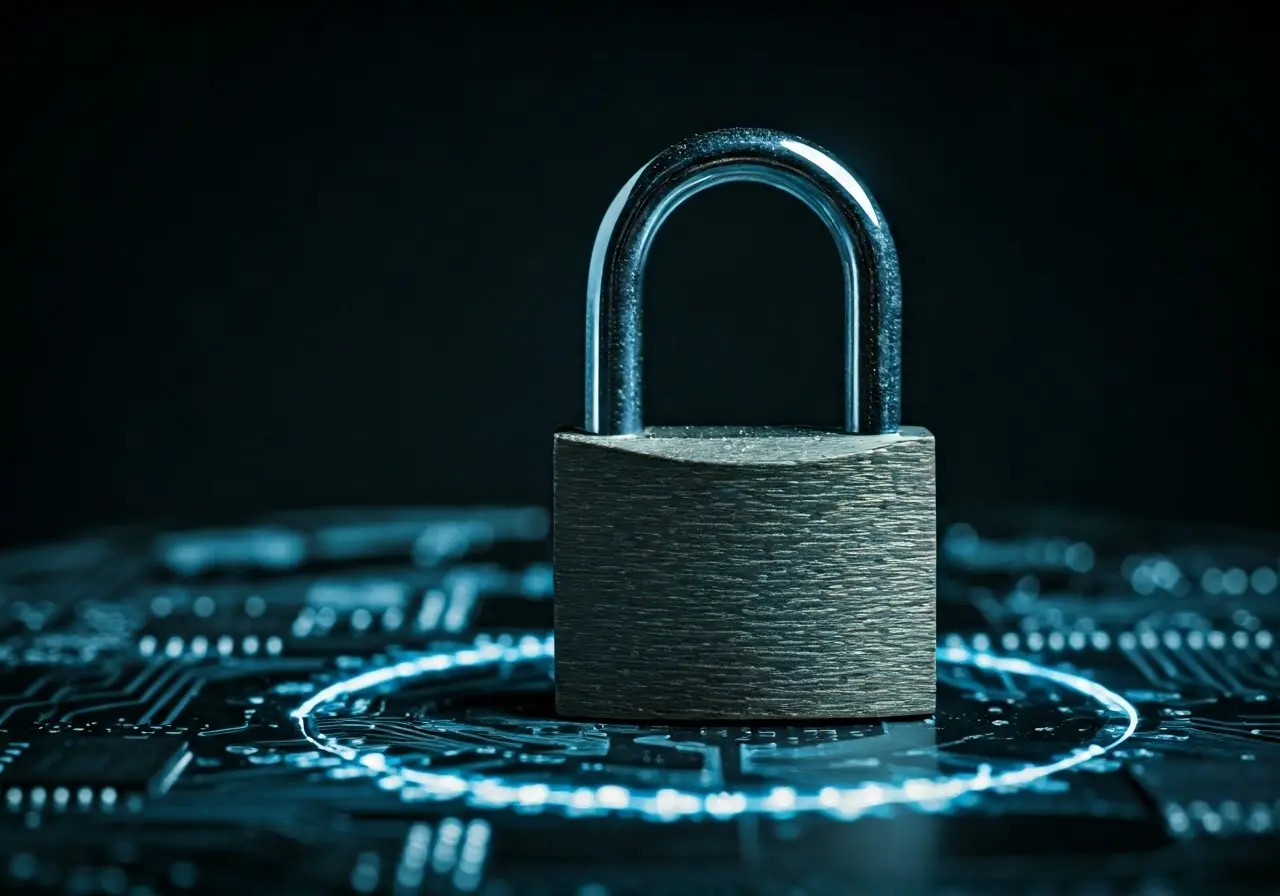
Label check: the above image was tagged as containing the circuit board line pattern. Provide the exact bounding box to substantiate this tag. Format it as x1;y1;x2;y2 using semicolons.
2;506;1279;893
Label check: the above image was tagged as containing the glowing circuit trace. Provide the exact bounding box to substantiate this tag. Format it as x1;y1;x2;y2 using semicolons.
290;636;1140;820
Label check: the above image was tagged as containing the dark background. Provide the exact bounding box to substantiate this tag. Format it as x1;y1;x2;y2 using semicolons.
2;8;1274;548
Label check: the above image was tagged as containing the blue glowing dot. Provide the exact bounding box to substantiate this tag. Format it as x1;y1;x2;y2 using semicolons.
1251;567;1278;595
1064;541;1094;573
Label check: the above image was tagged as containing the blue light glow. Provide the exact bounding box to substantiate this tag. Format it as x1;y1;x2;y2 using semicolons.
291;637;1139;820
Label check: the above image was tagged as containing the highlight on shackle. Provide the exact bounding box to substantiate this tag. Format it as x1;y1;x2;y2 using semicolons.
583;127;903;437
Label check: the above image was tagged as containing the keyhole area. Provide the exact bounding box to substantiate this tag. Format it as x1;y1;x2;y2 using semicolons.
643;183;845;429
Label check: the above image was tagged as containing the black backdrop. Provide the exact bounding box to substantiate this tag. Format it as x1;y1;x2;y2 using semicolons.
2;8;1275;547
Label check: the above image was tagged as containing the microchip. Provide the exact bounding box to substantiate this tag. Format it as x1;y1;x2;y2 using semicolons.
1;737;191;810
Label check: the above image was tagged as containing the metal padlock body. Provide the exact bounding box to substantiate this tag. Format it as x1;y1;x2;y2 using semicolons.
554;129;936;721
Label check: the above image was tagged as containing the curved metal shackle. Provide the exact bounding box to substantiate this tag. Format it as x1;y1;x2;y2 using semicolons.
584;127;902;436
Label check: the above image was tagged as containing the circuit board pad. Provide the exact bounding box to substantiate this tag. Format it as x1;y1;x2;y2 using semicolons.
1;505;1278;894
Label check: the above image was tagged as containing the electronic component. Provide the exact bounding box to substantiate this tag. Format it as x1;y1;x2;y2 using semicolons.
1;738;191;811
0;505;1277;893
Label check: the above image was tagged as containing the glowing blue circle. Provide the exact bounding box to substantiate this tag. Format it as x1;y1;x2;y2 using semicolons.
290;635;1139;820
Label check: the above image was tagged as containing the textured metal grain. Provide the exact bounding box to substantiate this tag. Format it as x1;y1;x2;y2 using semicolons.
553;426;936;721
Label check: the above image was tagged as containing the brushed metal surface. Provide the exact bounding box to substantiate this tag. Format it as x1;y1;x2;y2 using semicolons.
553;426;936;721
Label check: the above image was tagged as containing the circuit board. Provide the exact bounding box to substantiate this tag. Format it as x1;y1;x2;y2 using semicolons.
1;505;1278;894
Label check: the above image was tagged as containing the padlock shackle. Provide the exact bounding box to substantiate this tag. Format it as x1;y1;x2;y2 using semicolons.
584;127;902;436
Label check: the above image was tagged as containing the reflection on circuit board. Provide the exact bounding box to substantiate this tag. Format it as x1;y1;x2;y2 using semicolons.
2;505;1278;894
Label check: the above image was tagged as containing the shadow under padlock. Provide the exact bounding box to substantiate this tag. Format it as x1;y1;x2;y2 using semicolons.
553;128;936;723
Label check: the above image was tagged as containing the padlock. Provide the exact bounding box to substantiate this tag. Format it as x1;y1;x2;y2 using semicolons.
553;127;935;721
